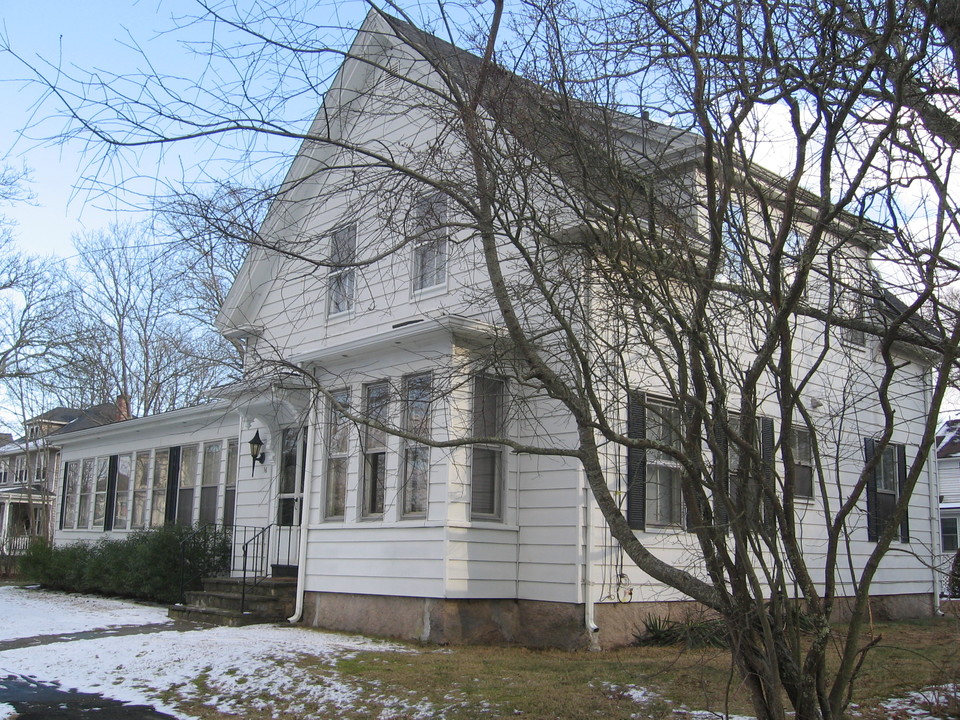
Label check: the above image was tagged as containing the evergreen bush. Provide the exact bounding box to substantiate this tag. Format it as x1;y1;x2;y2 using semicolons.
17;525;233;604
949;549;960;598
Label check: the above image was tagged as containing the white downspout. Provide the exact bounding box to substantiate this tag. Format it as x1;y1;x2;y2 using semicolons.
288;400;319;623
925;368;942;612
583;471;599;647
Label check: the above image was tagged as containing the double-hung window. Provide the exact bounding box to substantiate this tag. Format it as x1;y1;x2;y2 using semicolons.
791;428;814;499
721;202;747;280
325;390;350;519
402;373;432;516
411;194;447;291
362;383;390;517
328;224;357;315
644;399;683;527
864;439;909;542
625;393;682;530
943;516;959;553
471;376;505;520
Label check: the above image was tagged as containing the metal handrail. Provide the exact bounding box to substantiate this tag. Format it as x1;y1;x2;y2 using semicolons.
241;523;274;613
178;524;215;604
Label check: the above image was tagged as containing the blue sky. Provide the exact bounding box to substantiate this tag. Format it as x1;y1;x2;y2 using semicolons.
0;0;381;257
0;1;198;256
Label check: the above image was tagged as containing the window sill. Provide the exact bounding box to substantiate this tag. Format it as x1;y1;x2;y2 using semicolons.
411;283;448;301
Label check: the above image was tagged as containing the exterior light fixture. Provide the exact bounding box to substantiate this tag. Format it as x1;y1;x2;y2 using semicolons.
248;430;266;469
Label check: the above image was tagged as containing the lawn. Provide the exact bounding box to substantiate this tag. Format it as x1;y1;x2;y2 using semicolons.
258;616;960;719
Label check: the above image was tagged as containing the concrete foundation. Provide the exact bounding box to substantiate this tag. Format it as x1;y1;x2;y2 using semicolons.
300;590;935;649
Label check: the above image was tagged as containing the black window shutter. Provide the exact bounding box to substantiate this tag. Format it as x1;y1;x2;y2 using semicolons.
165;446;181;525
626;390;646;531
760;417;775;532
59;462;70;530
103;455;118;531
897;444;910;543
864;438;878;542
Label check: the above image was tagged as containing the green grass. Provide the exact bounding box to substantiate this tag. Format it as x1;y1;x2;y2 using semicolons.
167;616;960;719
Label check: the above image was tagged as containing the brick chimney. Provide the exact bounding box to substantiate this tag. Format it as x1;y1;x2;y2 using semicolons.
116;395;132;421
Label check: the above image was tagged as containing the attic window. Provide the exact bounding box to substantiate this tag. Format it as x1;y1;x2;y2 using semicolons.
380;56;402;90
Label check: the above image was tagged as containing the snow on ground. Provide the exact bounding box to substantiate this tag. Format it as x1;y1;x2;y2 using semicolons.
0;585;170;641
0;586;951;720
0;585;409;719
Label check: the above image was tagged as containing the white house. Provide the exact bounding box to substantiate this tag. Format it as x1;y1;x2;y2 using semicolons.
937;419;960;593
54;11;941;648
1;402;125;557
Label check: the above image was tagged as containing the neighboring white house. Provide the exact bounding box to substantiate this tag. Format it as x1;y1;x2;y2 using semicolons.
53;11;941;648
54;403;242;541
937;418;960;593
1;403;125;556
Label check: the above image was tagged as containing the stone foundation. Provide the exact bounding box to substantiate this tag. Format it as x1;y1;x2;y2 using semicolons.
299;590;934;649
301;591;589;649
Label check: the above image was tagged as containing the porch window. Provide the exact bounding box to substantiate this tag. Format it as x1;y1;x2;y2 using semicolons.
112;454;132;530
93;457;109;528
151;450;170;527
175;445;198;527
131;451;150;530
223;439;238;526
328;223;357;316
77;458;95;529
402;373;431;516
324;390;350;519
410;194;447;291
278;427;306;526
60;460;80;530
199;441;222;525
362;382;390;517
471;376;504;520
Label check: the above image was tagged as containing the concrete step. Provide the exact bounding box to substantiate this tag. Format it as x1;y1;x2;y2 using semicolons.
168;605;285;627
183;590;287;616
201;575;298;598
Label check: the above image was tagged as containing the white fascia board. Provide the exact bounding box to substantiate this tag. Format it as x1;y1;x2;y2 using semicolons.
53;401;234;449
290;315;499;366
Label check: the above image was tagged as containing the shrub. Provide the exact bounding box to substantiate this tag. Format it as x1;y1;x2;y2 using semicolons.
17;525;233;604
635;614;729;648
949;550;960;599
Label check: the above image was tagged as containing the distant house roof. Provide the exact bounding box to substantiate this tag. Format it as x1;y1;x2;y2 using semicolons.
0;401;127;455
938;419;960;458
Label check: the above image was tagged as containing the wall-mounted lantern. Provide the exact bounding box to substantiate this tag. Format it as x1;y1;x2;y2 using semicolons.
248;430;266;470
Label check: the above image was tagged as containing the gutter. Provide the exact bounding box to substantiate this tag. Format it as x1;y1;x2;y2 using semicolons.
288;399;319;623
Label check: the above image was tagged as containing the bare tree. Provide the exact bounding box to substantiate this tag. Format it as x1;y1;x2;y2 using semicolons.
7;2;960;719
53;224;237;416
